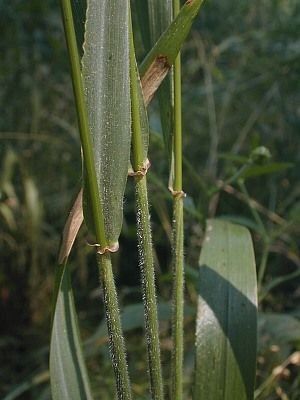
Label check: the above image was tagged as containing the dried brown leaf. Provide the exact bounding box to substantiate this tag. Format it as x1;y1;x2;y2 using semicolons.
141;56;170;106
58;189;83;264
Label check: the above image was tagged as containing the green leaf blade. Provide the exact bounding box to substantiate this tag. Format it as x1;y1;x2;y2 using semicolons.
50;263;93;400
195;219;257;400
82;0;131;246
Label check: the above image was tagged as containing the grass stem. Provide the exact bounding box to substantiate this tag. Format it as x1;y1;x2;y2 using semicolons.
171;195;184;400
130;23;164;399
135;176;164;400
97;253;132;400
171;1;185;398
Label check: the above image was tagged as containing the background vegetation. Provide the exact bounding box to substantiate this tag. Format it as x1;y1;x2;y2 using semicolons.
1;0;299;398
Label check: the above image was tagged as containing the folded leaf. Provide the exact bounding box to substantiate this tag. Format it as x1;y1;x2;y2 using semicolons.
195;219;257;400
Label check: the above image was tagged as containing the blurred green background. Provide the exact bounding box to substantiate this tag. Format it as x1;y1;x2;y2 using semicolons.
0;0;299;399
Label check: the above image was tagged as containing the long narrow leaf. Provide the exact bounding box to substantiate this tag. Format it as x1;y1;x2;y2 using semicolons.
50;262;93;400
82;0;131;248
195;219;257;400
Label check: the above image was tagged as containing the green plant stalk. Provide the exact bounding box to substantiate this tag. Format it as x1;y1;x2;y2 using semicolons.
135;177;164;400
97;253;132;400
130;28;164;400
130;34;144;170
171;196;184;400
171;0;185;398
59;0;106;247
259;269;300;302
257;243;270;293
60;2;132;398
173;50;182;191
238;181;267;239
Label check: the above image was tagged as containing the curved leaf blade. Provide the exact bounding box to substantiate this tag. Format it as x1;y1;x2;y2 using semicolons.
50;263;93;400
195;219;257;400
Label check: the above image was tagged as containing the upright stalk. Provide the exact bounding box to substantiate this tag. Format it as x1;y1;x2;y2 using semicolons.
60;2;132;399
171;0;185;398
130;27;164;400
97;253;132;400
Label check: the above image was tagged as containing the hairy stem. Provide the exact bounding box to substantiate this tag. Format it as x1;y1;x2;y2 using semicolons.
130;22;164;399
97;253;132;400
135;176;164;400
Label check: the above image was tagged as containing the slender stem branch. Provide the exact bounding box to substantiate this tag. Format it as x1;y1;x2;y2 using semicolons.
130;23;164;400
238;181;268;239
59;0;107;247
238;181;270;294
259;269;300;302
97;253;132;400
257;243;270;293
171;0;184;398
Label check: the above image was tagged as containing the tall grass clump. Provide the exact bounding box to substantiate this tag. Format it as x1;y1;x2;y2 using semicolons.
49;0;258;399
